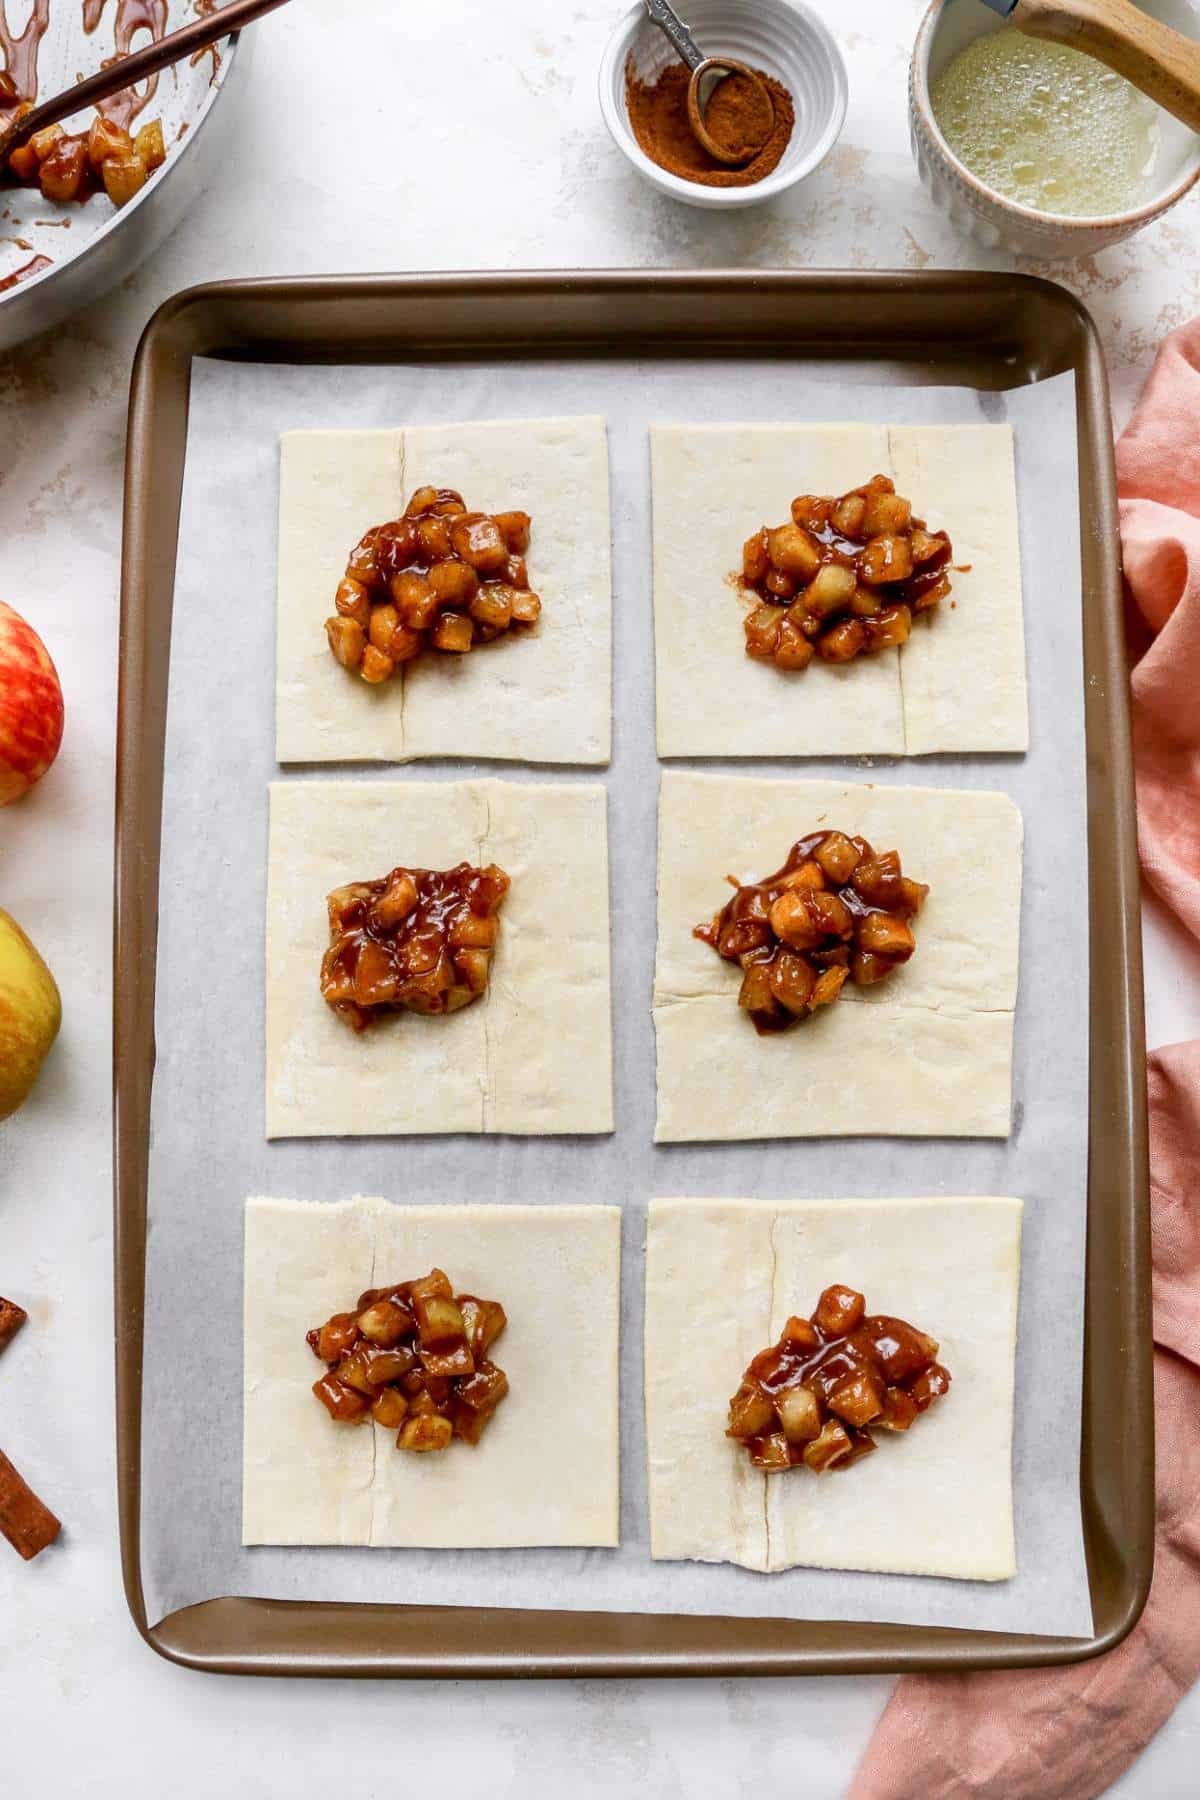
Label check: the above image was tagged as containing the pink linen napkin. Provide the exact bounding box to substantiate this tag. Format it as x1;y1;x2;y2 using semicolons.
849;318;1200;1800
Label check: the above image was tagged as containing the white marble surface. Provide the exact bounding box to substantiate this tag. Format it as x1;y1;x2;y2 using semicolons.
1;1;1199;1792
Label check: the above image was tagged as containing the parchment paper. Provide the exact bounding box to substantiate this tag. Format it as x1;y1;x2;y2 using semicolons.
142;356;1093;1638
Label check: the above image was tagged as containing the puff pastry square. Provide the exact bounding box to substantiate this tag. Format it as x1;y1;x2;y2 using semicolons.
653;771;1022;1142
276;416;612;765
265;778;613;1139
651;421;1027;758
645;1196;1022;1580
243;1197;622;1548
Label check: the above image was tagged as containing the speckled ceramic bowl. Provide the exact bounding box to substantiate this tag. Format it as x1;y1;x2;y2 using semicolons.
910;0;1200;257
0;3;246;353
599;0;847;210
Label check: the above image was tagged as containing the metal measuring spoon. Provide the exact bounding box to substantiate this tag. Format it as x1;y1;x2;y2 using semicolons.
642;0;776;165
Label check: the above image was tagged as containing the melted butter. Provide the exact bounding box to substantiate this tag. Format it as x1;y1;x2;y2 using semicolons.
931;26;1159;217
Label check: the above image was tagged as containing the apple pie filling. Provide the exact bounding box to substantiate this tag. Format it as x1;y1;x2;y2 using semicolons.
695;830;928;1033
2;106;167;209
727;1284;951;1473
325;485;541;683
309;1269;509;1452
320;861;510;1033
738;474;953;669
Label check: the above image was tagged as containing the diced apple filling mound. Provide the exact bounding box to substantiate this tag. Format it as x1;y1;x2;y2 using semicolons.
738;474;953;671
325;485;540;683
3;111;167;208
694;830;928;1034
320;860;509;1032
726;1284;951;1473
309;1268;509;1452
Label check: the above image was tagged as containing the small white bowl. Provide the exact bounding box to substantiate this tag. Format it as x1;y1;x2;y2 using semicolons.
599;0;848;209
910;0;1200;257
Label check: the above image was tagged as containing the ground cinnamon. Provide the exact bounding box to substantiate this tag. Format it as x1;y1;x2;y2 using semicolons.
704;70;775;162
625;58;794;188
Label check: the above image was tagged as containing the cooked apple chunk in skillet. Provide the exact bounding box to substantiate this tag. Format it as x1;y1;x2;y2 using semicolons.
3;107;168;209
694;830;927;1033
324;485;540;682
738;474;953;670
309;1268;509;1451
727;1284;951;1473
320;861;510;1032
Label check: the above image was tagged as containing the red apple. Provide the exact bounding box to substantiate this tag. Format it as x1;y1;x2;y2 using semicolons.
0;602;64;806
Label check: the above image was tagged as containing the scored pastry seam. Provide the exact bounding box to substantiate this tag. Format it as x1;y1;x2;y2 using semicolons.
477;785;496;1133
888;424;912;758
364;1208;380;1543
651;993;1017;1016
393;430;410;758
762;1208;783;1572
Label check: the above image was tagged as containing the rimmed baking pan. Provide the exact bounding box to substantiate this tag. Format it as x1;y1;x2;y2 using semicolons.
115;270;1150;1677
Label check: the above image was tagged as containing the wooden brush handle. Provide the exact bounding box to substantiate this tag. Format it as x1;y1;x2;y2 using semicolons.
1013;0;1200;132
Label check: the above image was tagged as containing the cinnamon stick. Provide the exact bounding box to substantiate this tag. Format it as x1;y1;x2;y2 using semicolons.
0;1448;61;1560
0;1296;28;1356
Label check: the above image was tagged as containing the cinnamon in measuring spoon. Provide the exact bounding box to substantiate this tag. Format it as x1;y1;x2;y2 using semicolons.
702;69;776;163
625;58;794;188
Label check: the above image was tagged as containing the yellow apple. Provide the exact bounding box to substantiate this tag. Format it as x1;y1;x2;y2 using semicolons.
0;909;61;1120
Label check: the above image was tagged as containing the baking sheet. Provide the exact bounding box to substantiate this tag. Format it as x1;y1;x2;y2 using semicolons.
141;356;1092;1638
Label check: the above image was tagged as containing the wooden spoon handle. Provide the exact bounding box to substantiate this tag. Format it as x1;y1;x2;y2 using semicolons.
1013;0;1200;133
